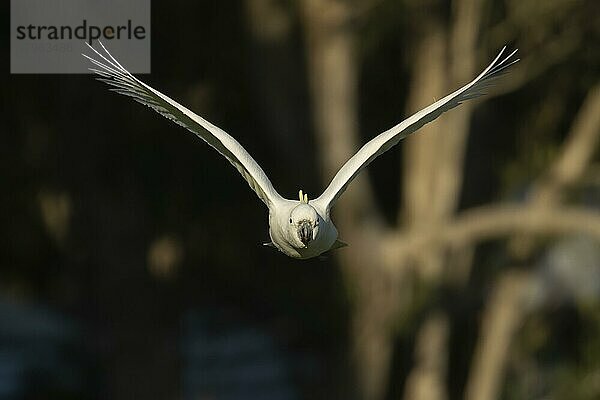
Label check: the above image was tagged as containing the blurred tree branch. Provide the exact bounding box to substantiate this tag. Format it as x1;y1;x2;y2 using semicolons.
385;82;600;267
510;82;600;257
464;269;533;400
530;83;600;206
382;204;600;268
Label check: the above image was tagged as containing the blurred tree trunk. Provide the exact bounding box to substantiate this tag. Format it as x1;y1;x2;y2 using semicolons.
403;312;450;400
402;2;482;399
301;1;396;399
300;0;483;398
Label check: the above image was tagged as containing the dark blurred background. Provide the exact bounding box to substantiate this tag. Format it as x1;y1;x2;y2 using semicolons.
2;1;600;399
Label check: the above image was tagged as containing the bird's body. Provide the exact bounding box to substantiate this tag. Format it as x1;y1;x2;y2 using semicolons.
267;194;339;259
84;42;518;259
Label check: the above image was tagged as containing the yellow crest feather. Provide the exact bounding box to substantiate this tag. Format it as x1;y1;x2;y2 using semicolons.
298;190;309;204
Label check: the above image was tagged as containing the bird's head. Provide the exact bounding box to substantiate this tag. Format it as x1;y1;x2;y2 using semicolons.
289;191;320;247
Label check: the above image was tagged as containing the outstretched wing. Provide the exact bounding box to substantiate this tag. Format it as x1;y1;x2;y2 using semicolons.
83;42;284;209
313;46;519;214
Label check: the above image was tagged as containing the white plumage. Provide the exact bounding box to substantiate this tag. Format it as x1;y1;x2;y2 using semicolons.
83;42;518;259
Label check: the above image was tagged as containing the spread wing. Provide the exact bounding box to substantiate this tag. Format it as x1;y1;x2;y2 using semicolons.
83;42;284;209
313;46;519;214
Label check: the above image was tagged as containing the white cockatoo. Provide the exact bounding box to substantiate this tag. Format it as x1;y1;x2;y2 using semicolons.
83;42;518;259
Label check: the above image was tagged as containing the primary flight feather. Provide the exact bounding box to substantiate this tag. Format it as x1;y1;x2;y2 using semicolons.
83;42;518;259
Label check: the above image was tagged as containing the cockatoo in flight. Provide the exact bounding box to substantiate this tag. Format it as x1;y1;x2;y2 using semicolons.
83;42;518;259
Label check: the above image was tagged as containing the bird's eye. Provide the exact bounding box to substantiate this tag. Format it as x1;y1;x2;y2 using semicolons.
289;218;293;224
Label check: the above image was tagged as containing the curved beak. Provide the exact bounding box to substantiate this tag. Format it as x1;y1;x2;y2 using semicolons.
298;221;313;246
